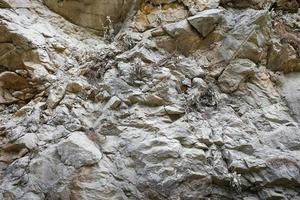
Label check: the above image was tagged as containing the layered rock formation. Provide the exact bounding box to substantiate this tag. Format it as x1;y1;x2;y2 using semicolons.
44;0;139;33
0;0;300;199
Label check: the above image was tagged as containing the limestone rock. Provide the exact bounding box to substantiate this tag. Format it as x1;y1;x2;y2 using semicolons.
150;0;177;5
167;56;205;78
47;85;66;109
0;0;33;8
164;105;185;115
162;20;202;54
0;88;18;104
66;81;84;93
56;132;102;168
182;148;206;161
188;9;223;37
267;40;300;72
0;72;29;90
44;0;138;33
1;0;300;199
104;96;122;110
218;59;257;93
281;73;300;124
217;9;269;63
0;0;10;8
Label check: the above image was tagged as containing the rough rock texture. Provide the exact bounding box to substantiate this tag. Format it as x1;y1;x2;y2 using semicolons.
44;0;139;33
188;8;224;37
0;0;300;200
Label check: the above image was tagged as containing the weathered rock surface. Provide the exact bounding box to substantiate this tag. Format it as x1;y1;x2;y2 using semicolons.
188;8;223;37
162;19;202;54
0;0;300;199
44;0;139;33
218;59;257;93
57;132;102;168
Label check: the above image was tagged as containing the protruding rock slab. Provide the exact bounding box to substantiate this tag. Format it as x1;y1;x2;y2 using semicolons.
281;73;300;124
162;20;202;54
56;132;102;168
44;0;138;33
188;9;223;37
218;59;257;93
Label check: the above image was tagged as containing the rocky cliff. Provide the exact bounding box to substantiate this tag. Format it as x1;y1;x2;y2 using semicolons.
0;0;300;199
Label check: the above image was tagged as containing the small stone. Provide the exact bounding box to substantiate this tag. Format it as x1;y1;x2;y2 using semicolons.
66;81;83;93
165;105;185;115
183;148;206;161
193;78;207;89
52;42;66;52
105;96;122;110
47;85;66;109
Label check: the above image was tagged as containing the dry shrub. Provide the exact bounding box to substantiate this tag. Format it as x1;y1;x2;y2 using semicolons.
80;50;115;84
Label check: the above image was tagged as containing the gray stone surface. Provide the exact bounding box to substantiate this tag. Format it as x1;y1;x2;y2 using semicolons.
188;9;223;37
0;0;300;199
44;0;139;33
57;132;102;168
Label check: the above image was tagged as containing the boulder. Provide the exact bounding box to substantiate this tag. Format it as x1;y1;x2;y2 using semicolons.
0;72;29;90
47;85;66;109
188;9;223;37
162;20;202;54
217;9;269;63
218;59;257;93
56;132;102;168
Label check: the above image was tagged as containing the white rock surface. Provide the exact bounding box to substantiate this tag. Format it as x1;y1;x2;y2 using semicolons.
56;132;102;168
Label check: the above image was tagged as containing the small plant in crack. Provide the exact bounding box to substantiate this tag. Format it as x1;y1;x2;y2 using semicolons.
118;33;136;50
155;3;164;25
103;16;115;42
80;51;115;84
185;85;218;113
128;58;152;86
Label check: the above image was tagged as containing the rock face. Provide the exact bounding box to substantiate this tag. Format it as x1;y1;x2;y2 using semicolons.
1;0;300;200
44;0;138;33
